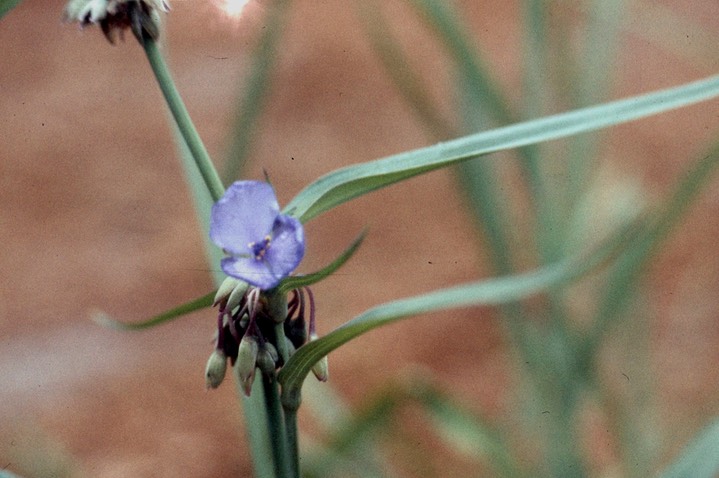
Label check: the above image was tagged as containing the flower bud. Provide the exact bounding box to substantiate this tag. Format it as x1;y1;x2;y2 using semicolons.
225;280;250;312
213;277;242;307
257;343;279;375
309;334;329;382
204;349;227;389
235;335;259;396
284;336;296;357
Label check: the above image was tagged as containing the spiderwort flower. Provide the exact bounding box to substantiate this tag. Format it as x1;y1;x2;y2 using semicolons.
210;181;305;290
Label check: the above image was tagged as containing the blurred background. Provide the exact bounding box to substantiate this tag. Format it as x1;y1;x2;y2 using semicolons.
1;0;718;476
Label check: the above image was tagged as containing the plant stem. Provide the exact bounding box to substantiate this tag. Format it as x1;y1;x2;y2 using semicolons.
265;288;298;476
235;377;276;477
263;373;294;477
284;408;299;477
141;38;226;202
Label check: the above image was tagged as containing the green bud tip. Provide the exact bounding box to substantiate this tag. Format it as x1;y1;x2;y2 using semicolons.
204;349;227;389
213;277;241;307
224;279;251;312
236;335;259;396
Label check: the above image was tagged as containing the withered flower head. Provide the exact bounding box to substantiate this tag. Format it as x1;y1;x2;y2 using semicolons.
64;0;170;44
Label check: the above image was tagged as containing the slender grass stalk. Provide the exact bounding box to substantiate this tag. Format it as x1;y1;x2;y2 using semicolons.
140;35;289;477
141;38;226;202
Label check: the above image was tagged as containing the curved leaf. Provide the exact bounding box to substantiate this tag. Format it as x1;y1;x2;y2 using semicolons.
278;230;366;294
278;221;639;399
283;75;719;224
93;291;215;330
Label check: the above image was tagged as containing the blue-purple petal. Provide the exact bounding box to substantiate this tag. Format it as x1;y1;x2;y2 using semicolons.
210;181;305;290
264;215;305;280
220;256;282;290
209;181;279;255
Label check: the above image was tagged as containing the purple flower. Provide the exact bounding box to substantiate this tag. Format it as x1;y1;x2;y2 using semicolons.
210;181;305;290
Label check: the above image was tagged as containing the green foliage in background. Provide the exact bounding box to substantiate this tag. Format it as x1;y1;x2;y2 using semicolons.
5;0;715;476
138;1;719;476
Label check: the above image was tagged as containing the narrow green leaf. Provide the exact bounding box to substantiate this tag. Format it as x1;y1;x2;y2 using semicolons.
0;0;21;19
278;221;637;398
93;291;215;330
659;419;719;478
283;75;719;224
278;230;366;293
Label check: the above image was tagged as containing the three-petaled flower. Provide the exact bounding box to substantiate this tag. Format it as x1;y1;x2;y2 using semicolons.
210;181;305;290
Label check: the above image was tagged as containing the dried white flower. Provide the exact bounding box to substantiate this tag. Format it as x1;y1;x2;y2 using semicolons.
63;0;170;43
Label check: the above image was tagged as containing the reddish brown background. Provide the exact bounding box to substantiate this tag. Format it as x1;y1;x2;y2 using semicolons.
1;0;719;476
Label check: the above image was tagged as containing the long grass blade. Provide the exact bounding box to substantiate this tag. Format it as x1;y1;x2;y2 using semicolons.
284;75;719;224
279;221;637;398
92;291;215;330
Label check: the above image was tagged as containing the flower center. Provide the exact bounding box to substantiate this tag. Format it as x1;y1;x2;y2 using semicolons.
248;235;271;261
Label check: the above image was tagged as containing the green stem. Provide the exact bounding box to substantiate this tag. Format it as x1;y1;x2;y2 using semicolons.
284;405;300;477
265;289;298;476
141;38;226;202
263;373;294;477
235;377;276;477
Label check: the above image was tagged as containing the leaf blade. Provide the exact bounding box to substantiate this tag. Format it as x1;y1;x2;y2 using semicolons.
93;291;215;330
278;230;366;293
278;221;637;397
283;75;719;224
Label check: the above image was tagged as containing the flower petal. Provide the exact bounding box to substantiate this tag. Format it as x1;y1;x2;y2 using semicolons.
220;256;281;290
219;214;305;290
210;181;280;255
264;215;305;281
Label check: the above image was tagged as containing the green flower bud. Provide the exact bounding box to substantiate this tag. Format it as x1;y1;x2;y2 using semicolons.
284;336;296;357
225;280;250;312
213;277;242;307
257;343;279;375
235;335;259;396
309;334;329;382
204;349;227;389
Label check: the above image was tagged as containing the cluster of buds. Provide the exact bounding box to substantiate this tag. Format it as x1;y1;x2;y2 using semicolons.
205;277;328;395
63;0;170;43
